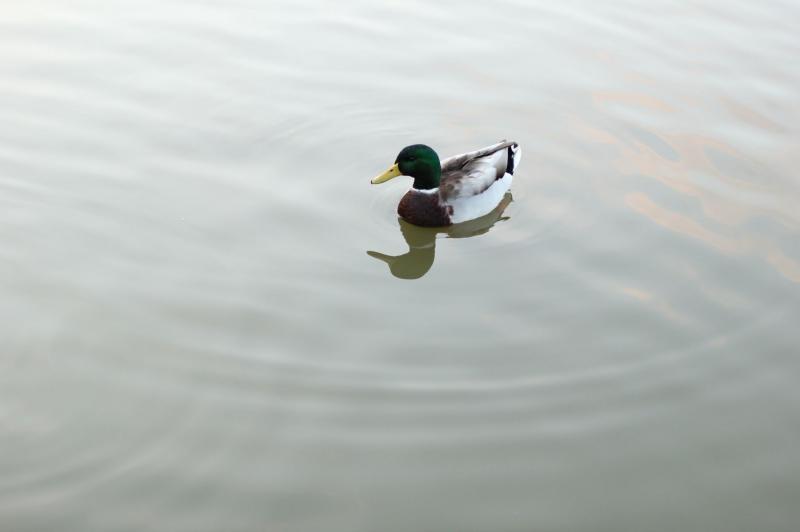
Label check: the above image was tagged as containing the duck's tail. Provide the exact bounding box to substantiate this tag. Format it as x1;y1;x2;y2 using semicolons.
506;142;521;175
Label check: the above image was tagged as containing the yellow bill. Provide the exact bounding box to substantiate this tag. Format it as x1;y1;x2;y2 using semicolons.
371;163;402;184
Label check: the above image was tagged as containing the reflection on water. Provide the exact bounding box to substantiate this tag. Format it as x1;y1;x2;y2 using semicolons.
368;194;513;279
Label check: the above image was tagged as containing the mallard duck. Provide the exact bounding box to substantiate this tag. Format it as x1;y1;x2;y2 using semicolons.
370;140;521;227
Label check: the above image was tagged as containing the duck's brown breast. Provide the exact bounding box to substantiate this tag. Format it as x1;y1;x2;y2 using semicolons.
397;190;453;227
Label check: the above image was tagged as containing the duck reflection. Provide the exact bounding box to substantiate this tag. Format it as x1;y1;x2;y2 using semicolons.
368;193;513;279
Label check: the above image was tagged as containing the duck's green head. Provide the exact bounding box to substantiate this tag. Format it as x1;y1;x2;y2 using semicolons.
371;144;441;190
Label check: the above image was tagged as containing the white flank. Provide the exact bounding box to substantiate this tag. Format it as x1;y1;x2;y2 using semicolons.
448;173;513;224
447;143;521;224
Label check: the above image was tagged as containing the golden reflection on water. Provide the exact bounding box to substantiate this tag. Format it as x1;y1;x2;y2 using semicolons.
578;90;800;284
367;193;513;279
621;286;689;326
625;192;742;255
765;246;800;284
592;90;676;113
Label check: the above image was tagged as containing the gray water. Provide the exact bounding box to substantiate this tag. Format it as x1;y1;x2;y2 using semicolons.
2;1;800;531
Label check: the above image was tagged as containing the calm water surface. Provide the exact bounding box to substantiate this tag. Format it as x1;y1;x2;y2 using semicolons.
2;1;799;530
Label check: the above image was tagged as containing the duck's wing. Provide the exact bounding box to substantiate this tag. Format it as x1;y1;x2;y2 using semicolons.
439;140;520;201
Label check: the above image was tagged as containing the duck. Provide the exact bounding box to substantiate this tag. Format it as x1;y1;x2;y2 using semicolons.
370;140;521;227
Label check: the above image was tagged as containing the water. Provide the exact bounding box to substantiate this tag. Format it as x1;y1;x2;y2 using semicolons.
2;1;799;530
